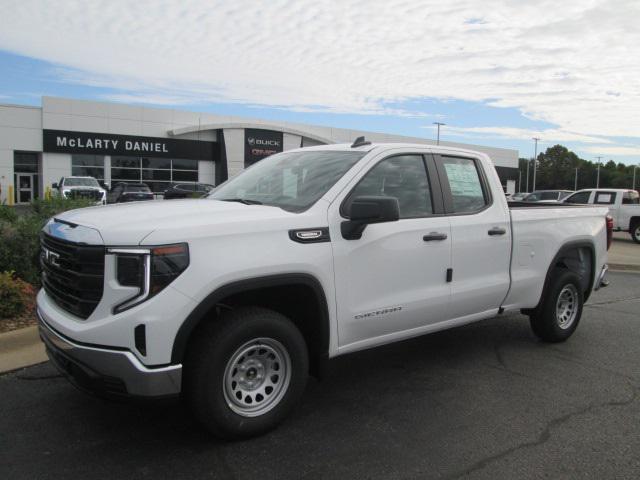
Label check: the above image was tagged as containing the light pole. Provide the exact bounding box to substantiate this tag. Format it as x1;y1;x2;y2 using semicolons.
433;122;445;145
574;167;578;190
633;165;638;191
518;169;522;193
525;160;530;192
532;137;540;191
595;156;602;188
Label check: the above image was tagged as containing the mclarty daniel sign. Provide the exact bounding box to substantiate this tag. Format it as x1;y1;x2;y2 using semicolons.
43;129;217;160
244;128;283;166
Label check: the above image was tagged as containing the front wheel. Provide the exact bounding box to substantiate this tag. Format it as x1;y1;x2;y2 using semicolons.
529;268;584;342
631;223;640;244
184;307;308;439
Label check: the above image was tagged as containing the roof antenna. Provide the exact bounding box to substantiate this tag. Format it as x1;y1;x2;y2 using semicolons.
351;136;371;148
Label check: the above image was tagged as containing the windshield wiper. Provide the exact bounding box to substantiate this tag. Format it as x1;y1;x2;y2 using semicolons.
218;198;263;205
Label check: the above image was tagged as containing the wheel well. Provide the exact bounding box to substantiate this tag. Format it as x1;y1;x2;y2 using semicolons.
172;275;330;375
551;245;594;301
523;243;595;316
630;216;640;228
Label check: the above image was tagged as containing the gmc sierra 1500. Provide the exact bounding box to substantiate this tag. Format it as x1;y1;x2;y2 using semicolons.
37;140;611;438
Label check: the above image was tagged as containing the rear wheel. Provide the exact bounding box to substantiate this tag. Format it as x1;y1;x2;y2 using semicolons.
631;222;640;244
184;307;308;439
530;268;584;342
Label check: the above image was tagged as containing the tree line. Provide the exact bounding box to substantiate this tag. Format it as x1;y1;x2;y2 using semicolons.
519;144;638;192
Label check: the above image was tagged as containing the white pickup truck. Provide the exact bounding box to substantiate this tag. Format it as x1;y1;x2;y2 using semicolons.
52;176;107;205
563;188;640;243
37;140;611;438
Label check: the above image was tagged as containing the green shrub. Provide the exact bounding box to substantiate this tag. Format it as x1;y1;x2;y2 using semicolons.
0;205;18;222
0;197;95;286
0;271;34;319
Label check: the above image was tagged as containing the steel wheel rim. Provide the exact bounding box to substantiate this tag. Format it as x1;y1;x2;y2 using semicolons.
223;338;291;417
556;284;579;329
634;225;640;240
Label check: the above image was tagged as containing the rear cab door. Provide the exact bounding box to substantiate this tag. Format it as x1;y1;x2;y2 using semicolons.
433;153;511;318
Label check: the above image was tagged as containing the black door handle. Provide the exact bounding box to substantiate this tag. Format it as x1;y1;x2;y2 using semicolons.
488;227;507;236
423;232;448;241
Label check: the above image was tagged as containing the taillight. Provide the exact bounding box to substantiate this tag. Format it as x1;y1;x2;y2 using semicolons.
606;215;613;250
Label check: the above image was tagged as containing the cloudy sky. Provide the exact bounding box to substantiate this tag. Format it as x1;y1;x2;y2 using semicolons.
0;0;638;163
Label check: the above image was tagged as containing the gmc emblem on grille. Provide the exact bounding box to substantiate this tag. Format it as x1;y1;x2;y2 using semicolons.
42;247;61;267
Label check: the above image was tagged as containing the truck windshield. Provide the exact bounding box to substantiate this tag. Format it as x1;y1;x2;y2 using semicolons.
64;178;100;187
209;150;367;212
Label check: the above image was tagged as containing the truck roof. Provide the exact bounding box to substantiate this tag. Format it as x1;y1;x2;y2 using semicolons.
294;142;489;159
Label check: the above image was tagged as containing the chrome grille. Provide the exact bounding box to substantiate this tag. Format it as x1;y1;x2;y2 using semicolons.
40;233;105;319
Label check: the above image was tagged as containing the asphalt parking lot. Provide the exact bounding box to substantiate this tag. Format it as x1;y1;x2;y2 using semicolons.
1;271;639;480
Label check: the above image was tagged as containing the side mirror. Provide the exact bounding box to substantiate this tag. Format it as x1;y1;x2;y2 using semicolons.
341;195;400;240
52;183;58;189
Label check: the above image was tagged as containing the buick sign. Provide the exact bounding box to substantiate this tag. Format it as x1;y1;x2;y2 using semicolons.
244;128;283;166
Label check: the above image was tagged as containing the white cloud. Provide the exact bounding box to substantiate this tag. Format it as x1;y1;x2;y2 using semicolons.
437;126;612;144
582;145;640;157
0;0;638;140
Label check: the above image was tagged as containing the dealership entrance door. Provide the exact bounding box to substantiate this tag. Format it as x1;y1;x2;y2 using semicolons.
13;152;40;204
16;174;35;204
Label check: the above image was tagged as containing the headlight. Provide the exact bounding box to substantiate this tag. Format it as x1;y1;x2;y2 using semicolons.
108;243;189;313
62;189;71;197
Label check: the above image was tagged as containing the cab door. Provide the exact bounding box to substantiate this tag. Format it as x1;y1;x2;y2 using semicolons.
330;152;452;350
434;154;511;318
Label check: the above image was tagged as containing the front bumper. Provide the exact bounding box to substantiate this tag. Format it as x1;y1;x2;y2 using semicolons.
37;310;182;399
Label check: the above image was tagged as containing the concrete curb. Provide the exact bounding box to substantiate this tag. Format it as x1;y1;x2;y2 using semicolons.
0;326;48;374
608;263;640;273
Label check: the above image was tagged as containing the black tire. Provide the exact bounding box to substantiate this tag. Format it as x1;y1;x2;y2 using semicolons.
529;268;584;343
184;307;308;439
631;222;640;244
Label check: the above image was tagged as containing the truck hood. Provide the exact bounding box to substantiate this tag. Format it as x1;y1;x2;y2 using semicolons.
54;199;298;245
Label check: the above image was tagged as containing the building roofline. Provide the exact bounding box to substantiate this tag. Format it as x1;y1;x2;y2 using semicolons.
169;122;335;145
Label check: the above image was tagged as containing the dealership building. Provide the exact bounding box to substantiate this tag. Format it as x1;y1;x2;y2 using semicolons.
0;96;519;204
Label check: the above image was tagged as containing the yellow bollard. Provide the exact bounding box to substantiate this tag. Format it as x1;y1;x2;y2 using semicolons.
45;186;52;200
7;185;14;206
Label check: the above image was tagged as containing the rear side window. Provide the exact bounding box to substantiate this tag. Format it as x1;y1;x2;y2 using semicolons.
344;155;433;219
595;192;616;204
565;191;591;204
440;156;488;213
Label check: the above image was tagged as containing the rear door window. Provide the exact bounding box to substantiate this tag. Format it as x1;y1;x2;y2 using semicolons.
595;192;616;204
439;156;488;213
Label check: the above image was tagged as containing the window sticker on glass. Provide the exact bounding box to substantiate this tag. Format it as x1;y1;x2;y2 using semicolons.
596;193;613;204
443;162;483;197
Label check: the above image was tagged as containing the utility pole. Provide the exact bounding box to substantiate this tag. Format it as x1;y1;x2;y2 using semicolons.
595;156;602;188
433;122;445;145
574;167;578;190
518;169;522;193
525;160;530;192
532;137;540;191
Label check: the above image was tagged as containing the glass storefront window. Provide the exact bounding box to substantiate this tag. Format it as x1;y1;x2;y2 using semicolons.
110;156;200;193
72;155;105;181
